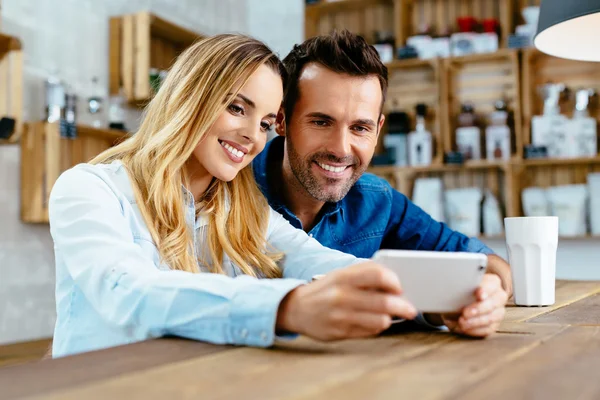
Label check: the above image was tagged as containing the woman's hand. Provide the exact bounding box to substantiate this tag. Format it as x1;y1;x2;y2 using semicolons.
276;262;418;341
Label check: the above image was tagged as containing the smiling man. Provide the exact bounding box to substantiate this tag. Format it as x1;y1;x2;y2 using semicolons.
253;30;512;337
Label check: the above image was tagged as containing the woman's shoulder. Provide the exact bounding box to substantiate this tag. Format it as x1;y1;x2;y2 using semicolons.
51;161;136;204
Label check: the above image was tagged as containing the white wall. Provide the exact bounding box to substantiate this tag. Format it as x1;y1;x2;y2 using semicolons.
0;0;303;345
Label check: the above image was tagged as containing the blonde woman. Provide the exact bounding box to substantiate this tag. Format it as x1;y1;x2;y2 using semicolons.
49;34;418;358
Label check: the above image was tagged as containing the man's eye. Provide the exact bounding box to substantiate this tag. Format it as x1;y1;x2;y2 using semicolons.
353;126;368;133
312;120;328;127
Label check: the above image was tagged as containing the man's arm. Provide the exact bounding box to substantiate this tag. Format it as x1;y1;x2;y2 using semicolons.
486;254;513;299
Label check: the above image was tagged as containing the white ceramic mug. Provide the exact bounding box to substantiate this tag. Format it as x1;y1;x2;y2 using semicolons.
504;216;559;306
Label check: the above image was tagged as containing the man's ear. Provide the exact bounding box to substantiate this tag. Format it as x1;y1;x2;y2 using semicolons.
377;113;385;138
276;107;286;137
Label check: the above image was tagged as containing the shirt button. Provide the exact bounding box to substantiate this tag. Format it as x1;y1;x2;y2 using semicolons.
240;328;248;338
261;331;269;342
309;234;313;238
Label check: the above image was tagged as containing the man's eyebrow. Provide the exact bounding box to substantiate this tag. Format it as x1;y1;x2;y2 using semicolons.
305;112;335;121
352;118;377;127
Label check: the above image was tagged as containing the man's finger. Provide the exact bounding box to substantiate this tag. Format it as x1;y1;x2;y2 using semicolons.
476;274;503;301
460;307;505;331
463;289;508;318
460;324;498;338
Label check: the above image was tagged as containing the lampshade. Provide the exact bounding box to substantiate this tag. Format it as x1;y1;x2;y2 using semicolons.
534;0;600;62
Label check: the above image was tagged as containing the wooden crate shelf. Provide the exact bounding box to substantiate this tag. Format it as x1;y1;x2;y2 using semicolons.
383;57;444;164
443;49;523;160
369;159;508;175
369;160;515;216
305;0;399;44
512;161;600;217
402;0;515;47
523;156;600;167
20;122;129;223
306;0;516;48
110;12;203;106
0;33;23;144
522;48;600;152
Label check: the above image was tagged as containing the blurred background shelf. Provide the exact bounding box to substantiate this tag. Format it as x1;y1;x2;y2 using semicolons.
369;159;509;175
0;32;23;143
306;1;600;228
305;0;399;44
523;156;600;167
109;12;203;106
20;122;129;224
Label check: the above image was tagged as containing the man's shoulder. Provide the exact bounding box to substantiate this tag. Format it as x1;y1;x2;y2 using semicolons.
350;173;393;194
343;173;411;213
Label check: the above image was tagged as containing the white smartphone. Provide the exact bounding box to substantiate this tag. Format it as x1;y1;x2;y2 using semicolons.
372;249;488;313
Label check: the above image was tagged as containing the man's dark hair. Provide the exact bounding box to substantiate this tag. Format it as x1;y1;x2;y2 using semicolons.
282;29;388;122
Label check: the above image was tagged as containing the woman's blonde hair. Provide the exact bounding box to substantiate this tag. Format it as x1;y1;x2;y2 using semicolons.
91;34;286;278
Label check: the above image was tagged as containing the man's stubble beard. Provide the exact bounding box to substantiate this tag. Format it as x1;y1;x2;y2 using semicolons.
286;135;367;203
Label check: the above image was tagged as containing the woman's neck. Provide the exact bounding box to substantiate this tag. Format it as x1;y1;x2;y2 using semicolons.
184;158;213;202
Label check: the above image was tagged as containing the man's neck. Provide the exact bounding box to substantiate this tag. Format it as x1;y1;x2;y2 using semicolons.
280;159;325;233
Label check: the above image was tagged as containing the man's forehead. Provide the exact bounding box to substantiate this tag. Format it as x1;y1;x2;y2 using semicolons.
296;64;383;111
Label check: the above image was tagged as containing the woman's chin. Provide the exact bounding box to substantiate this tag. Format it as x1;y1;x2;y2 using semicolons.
213;168;240;182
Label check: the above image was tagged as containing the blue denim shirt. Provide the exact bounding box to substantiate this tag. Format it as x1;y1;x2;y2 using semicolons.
253;137;493;258
49;161;363;358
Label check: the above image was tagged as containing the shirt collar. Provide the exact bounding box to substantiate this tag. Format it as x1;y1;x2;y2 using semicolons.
182;183;231;230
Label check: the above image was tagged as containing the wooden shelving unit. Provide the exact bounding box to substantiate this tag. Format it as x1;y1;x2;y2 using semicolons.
370;160;515;216
444;49;523;160
402;0;515;47
521;48;600;148
307;1;600;236
384;57;444;164
109;12;203;106
305;0;399;45
0;32;23;144
306;0;516;48
20;122;129;223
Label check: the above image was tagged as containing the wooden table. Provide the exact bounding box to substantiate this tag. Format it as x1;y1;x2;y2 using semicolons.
2;280;599;400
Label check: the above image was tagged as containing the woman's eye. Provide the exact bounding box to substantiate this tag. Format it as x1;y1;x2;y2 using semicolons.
261;122;272;131
228;104;244;115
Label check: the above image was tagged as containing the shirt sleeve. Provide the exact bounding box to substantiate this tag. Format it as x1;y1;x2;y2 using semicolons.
49;167;307;348
383;188;494;255
266;208;366;280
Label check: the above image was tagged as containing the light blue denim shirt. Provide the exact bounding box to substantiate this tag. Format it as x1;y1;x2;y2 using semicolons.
49;161;362;358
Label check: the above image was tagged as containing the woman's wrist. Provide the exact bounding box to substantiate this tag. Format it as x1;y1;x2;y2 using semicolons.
275;286;302;335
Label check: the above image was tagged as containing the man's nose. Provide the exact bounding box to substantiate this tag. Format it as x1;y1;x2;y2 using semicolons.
326;127;352;158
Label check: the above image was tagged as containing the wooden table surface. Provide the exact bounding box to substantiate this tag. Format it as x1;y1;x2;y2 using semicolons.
2;280;599;400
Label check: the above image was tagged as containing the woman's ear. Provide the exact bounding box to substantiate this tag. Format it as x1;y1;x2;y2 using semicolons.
275;107;286;137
